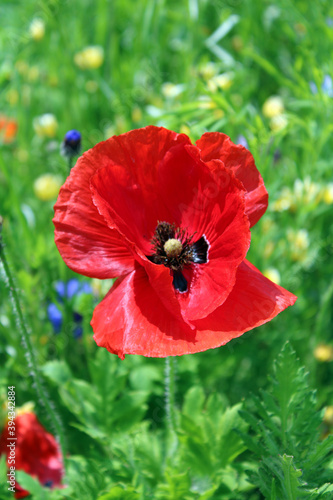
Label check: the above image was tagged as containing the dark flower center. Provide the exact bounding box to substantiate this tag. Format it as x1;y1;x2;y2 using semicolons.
147;221;209;293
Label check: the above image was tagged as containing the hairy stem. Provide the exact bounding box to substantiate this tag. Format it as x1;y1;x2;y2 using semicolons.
165;356;177;442
0;222;66;461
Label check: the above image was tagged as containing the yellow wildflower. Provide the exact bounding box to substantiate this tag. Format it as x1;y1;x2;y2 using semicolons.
74;46;104;70
198;62;218;80
314;344;333;363
270;114;288;132
262;95;284;118
207;73;233;93
323;406;333;426
294;177;321;205
198;98;216;110
321;183;333;204
34;174;63;201
271;187;294;212
33;113;58;138
263;268;281;285
29;18;45;41
161;82;184;98
287;228;309;262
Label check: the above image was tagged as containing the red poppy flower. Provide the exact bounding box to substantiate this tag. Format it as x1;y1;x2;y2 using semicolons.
53;126;296;358
0;411;63;498
0;115;18;144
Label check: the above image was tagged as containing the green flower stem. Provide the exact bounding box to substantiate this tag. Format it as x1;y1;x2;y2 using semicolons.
0;222;66;461
165;356;178;454
314;277;333;341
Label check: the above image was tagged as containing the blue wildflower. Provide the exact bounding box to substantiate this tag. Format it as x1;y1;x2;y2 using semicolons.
236;134;248;149
309;81;318;95
60;129;81;158
322;75;333;97
47;303;63;334
47;279;92;337
309;75;333;97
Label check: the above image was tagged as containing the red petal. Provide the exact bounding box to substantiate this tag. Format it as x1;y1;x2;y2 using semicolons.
91;265;197;359
91;260;296;358
53;143;135;279
90;126;191;254
155;144;251;321
191;260;297;350
196;133;268;227
0;412;63;496
90;132;250;322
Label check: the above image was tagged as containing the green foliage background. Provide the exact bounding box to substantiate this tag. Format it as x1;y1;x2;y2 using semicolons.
1;0;333;498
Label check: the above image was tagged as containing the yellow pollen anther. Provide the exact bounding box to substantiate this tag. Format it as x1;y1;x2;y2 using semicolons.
164;238;183;258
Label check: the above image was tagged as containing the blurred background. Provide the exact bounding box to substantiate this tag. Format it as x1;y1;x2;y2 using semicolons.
1;0;333;498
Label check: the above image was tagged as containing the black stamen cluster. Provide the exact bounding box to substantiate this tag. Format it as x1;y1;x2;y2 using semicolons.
147;221;209;293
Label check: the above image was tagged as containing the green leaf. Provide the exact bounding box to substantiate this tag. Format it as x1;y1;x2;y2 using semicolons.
15;471;45;497
280;454;303;499
98;486;140;500
60;379;100;428
306;435;333;469
129;365;162;392
182;386;205;419
217;403;247;465
41;360;72;385
0;455;13;499
156;469;193;500
271;477;277;500
239;342;332;497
